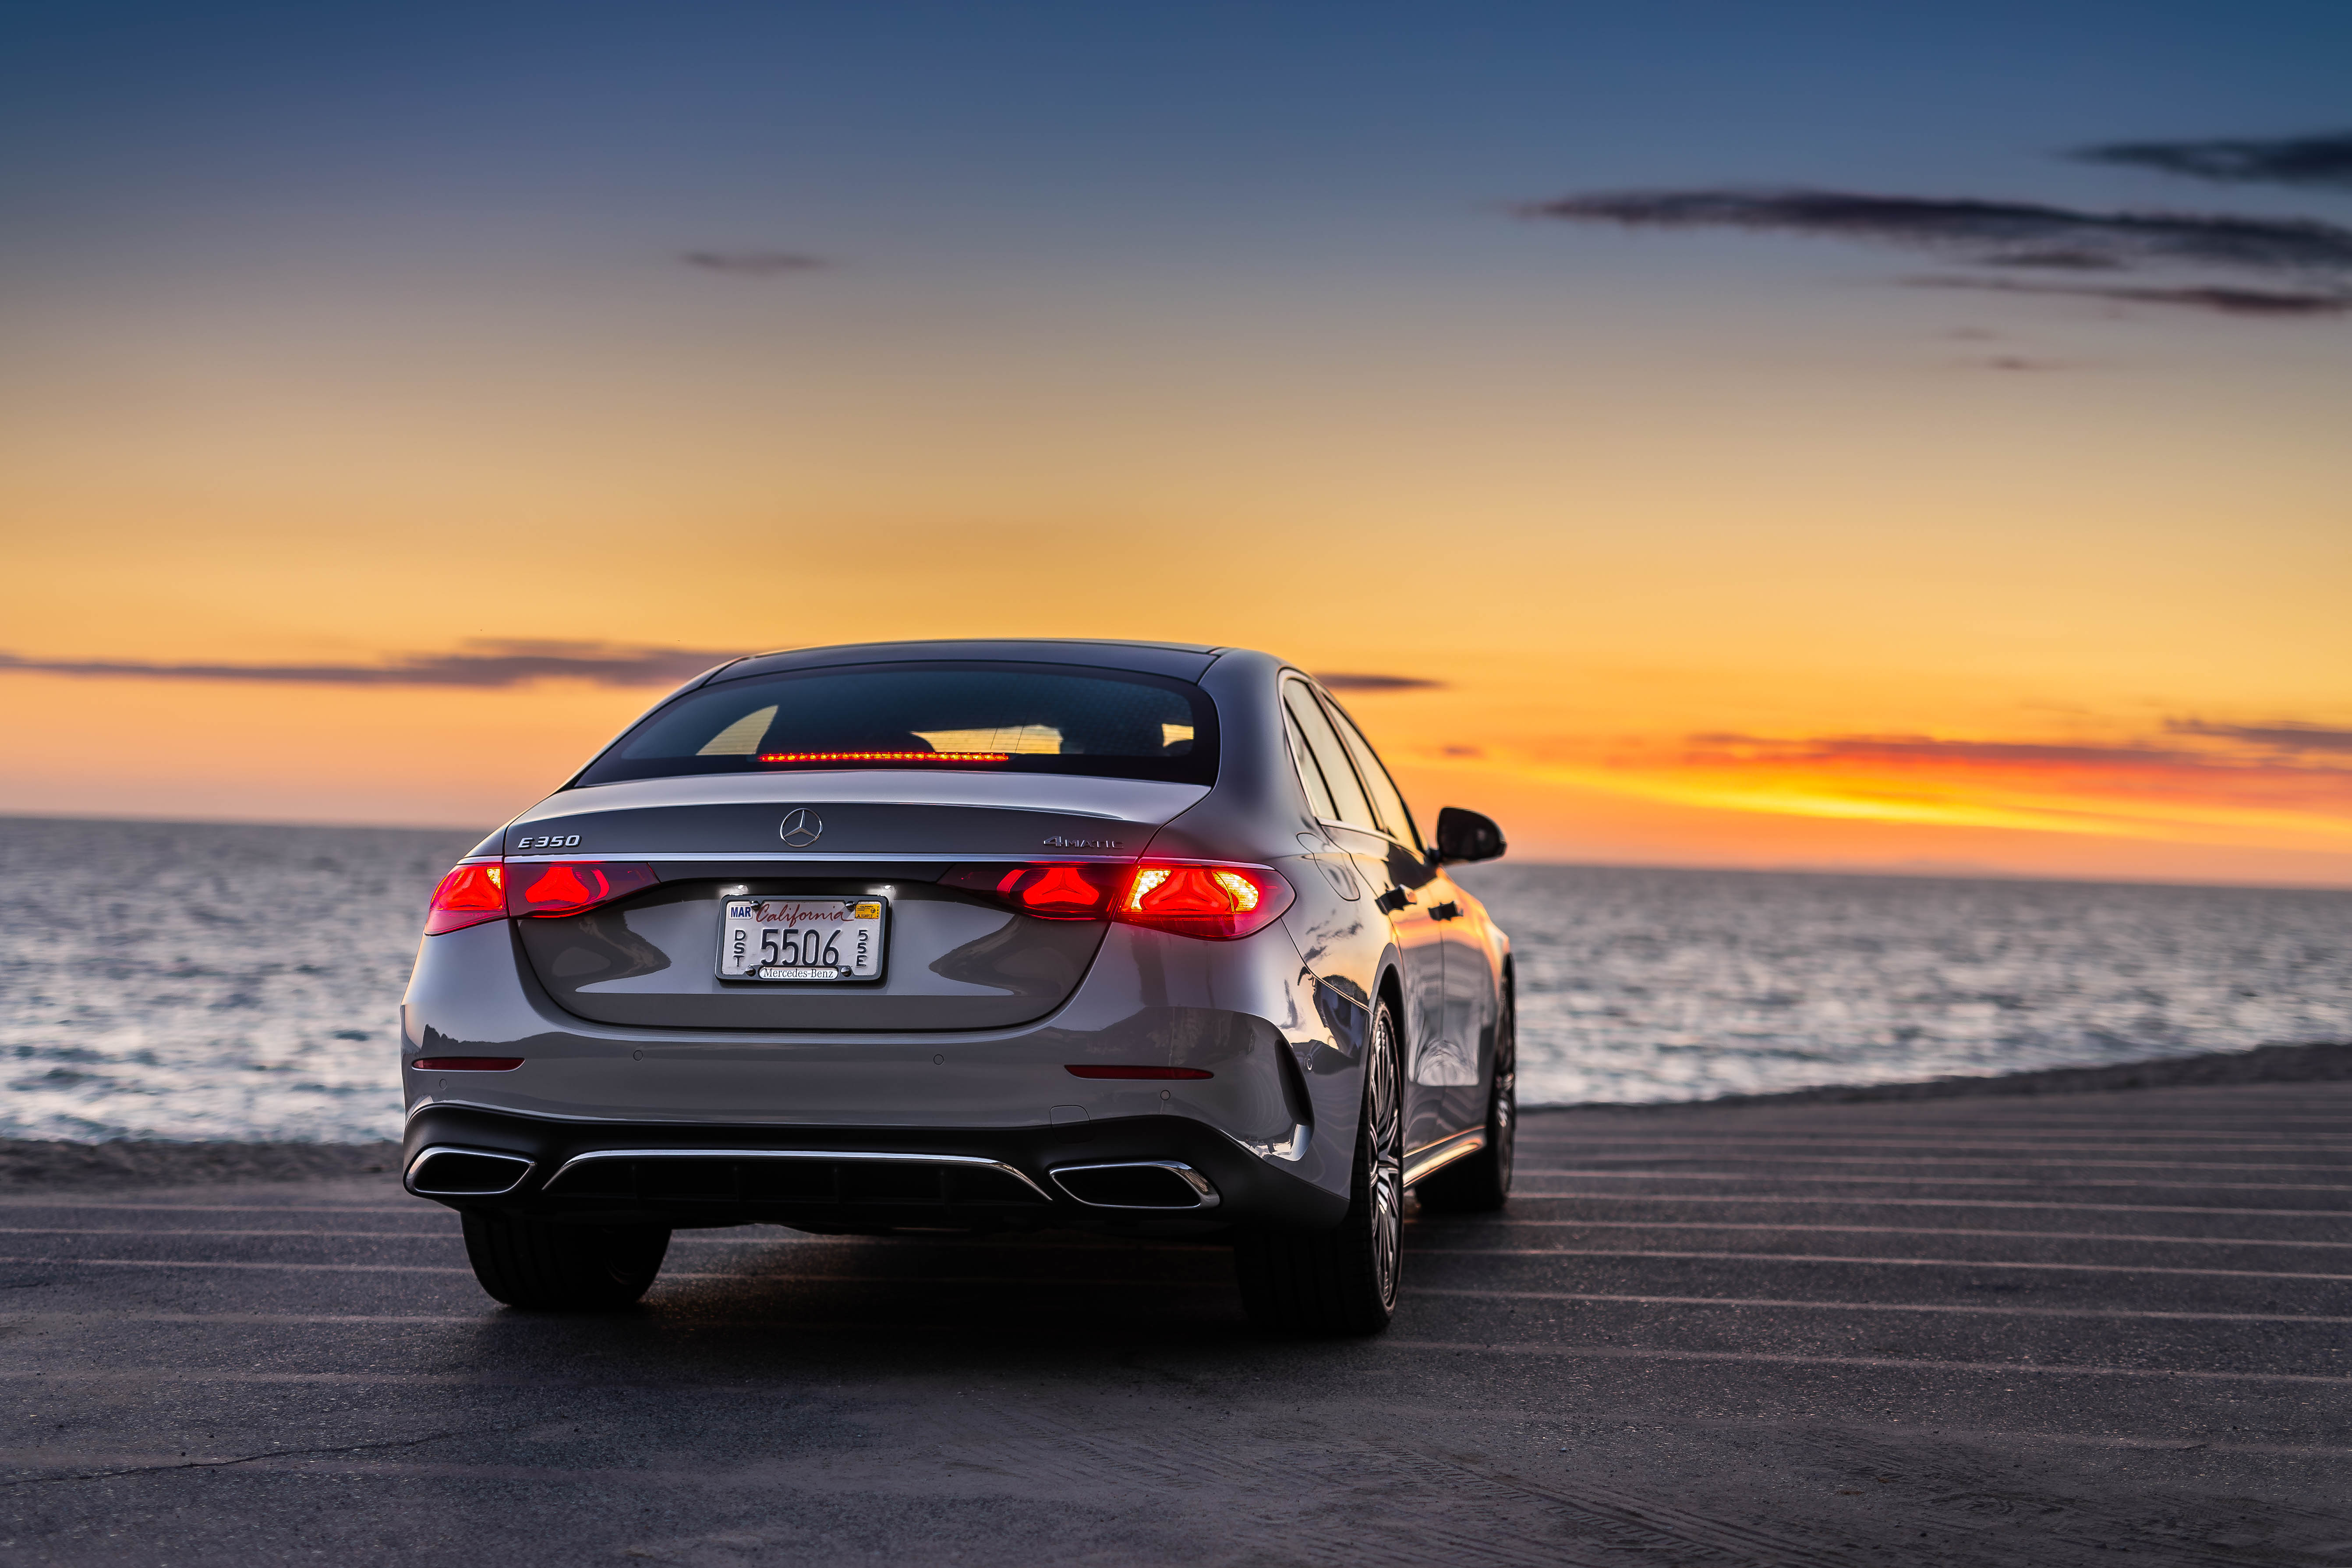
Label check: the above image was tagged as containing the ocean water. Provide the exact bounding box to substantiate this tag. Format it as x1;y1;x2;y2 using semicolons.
0;818;476;1143
2;816;2347;1142
1455;861;2352;1105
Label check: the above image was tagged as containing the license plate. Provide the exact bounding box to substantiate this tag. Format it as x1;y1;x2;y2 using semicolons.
717;898;888;982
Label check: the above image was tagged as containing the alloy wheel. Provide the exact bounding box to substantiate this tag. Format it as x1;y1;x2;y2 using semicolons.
1367;1004;1404;1309
1492;996;1516;1194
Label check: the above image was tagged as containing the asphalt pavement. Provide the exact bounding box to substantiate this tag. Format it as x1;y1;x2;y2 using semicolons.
4;1080;2348;1566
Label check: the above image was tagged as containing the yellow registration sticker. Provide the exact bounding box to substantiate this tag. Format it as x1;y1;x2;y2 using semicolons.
852;902;882;919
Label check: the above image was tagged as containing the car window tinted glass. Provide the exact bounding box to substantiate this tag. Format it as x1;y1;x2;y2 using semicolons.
1283;705;1340;820
578;663;1217;786
1323;695;1423;853
1282;680;1377;831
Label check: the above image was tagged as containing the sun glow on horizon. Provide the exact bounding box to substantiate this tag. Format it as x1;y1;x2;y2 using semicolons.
3;5;2348;887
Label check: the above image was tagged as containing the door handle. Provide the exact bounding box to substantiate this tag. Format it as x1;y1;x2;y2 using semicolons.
1374;887;1414;914
1429;901;1462;921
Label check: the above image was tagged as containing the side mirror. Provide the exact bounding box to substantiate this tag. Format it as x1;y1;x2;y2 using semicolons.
1433;807;1506;866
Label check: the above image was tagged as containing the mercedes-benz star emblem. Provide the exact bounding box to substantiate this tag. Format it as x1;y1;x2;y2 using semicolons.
778;808;824;848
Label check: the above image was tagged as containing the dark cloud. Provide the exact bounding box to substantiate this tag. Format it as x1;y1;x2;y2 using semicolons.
681;250;828;276
1971;355;2073;371
1518;188;2352;276
1991;248;2129;272
1316;673;1446;692
2168;719;2352;754
1913;276;2352;316
0;640;739;689
2076;131;2352;191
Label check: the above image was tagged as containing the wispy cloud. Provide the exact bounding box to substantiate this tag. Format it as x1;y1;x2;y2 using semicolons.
2168;719;2352;754
1518;189;2352;276
0;646;1462;698
0;640;739;689
1317;673;1446;692
2075;131;2352;191
681;250;828;276
1911;276;2352;316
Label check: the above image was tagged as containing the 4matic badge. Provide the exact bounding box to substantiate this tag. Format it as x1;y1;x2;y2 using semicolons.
778;809;824;848
1041;834;1124;850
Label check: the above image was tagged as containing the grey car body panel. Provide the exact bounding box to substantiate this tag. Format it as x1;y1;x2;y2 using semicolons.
518;880;1112;1031
400;639;1504;1232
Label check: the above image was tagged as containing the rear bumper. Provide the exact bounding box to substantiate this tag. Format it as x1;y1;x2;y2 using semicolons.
400;913;1367;1212
402;1103;1348;1235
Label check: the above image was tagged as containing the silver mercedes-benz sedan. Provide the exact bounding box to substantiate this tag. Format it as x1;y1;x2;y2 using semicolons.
401;639;1513;1333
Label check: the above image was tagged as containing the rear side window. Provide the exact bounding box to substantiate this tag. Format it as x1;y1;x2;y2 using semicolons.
1322;694;1423;853
578;662;1217;786
1282;680;1377;832
1282;705;1339;821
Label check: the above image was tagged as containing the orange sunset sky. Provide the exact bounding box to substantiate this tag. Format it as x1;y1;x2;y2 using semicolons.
4;4;2348;886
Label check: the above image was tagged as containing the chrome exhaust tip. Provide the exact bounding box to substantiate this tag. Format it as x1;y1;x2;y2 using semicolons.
1049;1161;1220;1211
406;1146;535;1198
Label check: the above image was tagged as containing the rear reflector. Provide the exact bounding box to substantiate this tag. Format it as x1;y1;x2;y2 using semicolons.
1064;1065;1213;1080
410;1057;524;1072
942;860;1294;940
423;863;506;934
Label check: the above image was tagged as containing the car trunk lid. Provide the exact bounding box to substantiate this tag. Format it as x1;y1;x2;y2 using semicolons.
502;773;1204;1032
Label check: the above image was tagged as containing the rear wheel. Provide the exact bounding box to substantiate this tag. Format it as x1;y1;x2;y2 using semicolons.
1416;984;1514;1213
460;1211;670;1310
1234;999;1404;1335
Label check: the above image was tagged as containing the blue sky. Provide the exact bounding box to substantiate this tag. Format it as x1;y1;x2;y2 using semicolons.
4;2;2350;884
7;2;2348;283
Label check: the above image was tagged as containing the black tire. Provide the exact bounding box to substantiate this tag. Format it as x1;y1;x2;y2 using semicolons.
1416;984;1514;1213
1234;999;1404;1336
460;1211;670;1310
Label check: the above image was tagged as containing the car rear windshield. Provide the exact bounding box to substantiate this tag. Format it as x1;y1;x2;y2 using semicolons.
575;662;1219;787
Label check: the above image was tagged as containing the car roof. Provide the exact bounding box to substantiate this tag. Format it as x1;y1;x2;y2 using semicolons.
712;638;1227;684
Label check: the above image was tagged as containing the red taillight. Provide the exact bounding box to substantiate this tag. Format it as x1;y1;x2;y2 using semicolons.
1015;864;1109;914
423;859;660;935
424;863;506;934
1116;861;1293;939
940;862;1119;919
509;860;659;918
942;859;1292;940
410;1057;523;1071
513;860;663;921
